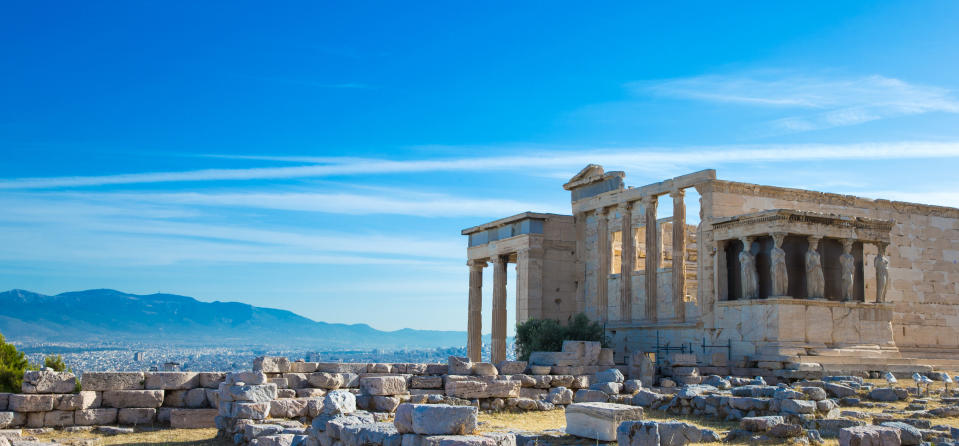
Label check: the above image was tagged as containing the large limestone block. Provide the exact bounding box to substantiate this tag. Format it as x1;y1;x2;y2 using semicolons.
309;373;345;389
21;371;76;394
269;399;308;418
198;372;226;389
145;372;199;390
411;404;477;435
102;390;165;408
839;426;901;446
361;376;407;396
42;410;73;427
81;372;145;391
290;362;319;373
25;412;42;428
170;408;218;428
617;421;659;446
118;408;156;425
231;402;271;420
222;384;278;403
448;357;473;375
226;371;268;385
410;376;442;389
444;380;519;399
56;391;100;410
573;389;608;403
565;402;644;441
254;356;291;373
184;388;208;408
7;395;55;412
74;408;117;426
164;389;187;407
421;435;499;446
496;361;527;375
322;390;356;415
1;411;26;428
0;392;8;410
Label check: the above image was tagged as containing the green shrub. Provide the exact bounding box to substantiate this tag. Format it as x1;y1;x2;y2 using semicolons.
0;332;29;393
43;354;67;372
514;313;608;361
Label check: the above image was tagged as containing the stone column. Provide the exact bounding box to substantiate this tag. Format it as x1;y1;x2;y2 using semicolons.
840;239;856;301
643;196;659;321
875;242;889;303
770;233;788;297
620;202;634;322
805;236;825;299
490;255;508;364
595;208;609;322
670;189;686;321
739;237;759;299
466;259;486;362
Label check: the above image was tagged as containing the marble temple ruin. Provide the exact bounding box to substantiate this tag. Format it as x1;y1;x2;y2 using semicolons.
462;165;959;372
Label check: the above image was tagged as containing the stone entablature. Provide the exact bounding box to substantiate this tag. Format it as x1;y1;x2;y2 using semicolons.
710;209;894;244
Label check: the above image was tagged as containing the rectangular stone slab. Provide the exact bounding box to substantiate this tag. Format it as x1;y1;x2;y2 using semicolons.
565;402;644;441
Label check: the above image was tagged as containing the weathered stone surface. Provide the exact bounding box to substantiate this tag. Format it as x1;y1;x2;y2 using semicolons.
565;402;644;441
74;408;117;425
741;416;785;432
223;384;278;403
184;388;208;408
421;435;498;446
361;376;407;396
309;373;346;389
404;404;477;435
0;411;25;428
444;380;519;399
170;408;218;428
448;357;473;375
164;389;187;407
340;422;401;446
781;398;817;415
595;368;625;384
0;393;7;411
21;371;76;394
81;372;145;391
589;382;622;395
618;420;659;446
496;361;527;375
767;423;804;439
250;434;295;446
322;390;356;415
548;387;573;405
102;390;164;408
880;422;921;446
145;372;199;390
42;411;73;427
410;376;443;389
472;363;498;376
839;426;901;446
869;388;902;402
394;403;415;433
254;356;292;373
622;379;643;394
227;371;268;386
118;408;157;425
198;372;226;388
232;402;271;420
658;422;704;446
631;390;665;408
55;391;99;410
7;395;55;412
573;389;608;403
825;383;857;398
372;396;402;412
270;399;308;418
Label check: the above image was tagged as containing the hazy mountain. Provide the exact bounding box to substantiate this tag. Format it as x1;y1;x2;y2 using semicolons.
0;289;466;349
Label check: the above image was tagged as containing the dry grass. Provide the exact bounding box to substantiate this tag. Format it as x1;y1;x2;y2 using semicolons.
33;427;226;446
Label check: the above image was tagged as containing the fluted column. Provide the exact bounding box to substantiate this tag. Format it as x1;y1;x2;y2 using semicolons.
466;259;486;362
619;202;634;322
643;195;659;321
670;189;686;321
595;208;609;322
490;255;508;364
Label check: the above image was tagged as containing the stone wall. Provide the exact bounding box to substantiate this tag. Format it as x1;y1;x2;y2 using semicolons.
699;180;959;356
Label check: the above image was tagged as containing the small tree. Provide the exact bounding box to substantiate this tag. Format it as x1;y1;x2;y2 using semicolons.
43;354;68;372
0;332;29;393
514;313;608;361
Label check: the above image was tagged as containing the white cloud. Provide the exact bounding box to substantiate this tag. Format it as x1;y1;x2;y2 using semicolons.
6;141;959;189
635;73;959;131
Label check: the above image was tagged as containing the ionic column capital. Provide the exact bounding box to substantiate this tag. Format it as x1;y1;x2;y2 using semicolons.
641;195;658;206
669;188;685;199
807;235;822;249
467;259;487;270
488;255;503;264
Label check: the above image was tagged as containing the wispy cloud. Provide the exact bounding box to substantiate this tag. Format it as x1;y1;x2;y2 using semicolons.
5;141;959;189
635;73;959;131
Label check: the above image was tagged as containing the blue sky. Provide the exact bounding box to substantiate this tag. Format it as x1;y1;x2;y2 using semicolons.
2;2;959;334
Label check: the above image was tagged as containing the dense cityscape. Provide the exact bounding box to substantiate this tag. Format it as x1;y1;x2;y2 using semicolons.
14;340;515;375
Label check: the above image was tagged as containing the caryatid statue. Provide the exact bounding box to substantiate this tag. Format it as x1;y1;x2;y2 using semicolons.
770;233;788;297
875;242;890;303
839;239;856;301
805;236;825;299
739;237;759;299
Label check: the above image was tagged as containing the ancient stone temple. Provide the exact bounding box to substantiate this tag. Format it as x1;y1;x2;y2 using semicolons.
463;165;959;371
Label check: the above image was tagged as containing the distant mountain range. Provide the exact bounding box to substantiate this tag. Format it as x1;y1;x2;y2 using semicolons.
0;289;466;349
